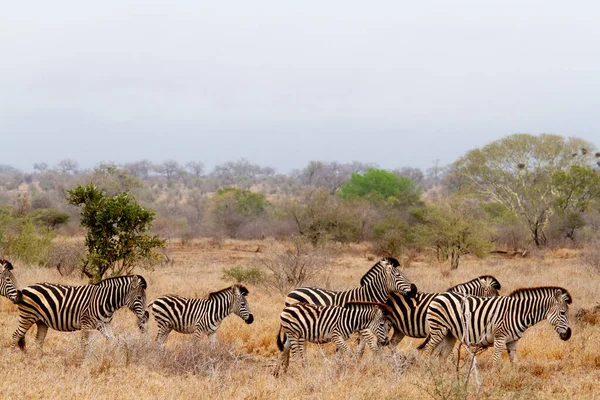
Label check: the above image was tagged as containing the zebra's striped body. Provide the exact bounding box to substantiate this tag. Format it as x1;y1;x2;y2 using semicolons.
150;284;254;345
273;302;390;376
386;276;501;347
0;259;21;304
12;275;148;351
284;258;417;307
420;287;572;365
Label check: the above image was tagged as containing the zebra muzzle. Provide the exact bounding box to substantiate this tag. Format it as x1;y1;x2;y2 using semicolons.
245;314;254;324
559;327;571;341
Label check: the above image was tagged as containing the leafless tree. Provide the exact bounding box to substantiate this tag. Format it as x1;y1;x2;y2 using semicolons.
56;159;78;174
186;161;205;177
33;162;48;174
124;160;154;179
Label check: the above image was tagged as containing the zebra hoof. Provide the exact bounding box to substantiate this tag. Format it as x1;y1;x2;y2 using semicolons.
245;314;254;324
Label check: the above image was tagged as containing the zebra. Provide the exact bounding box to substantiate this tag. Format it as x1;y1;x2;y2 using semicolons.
284;257;417;307
383;275;501;349
0;259;22;304
150;284;254;346
419;286;572;366
12;275;148;352
273;302;391;376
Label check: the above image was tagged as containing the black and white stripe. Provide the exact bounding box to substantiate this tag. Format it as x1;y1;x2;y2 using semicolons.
0;259;21;304
12;275;148;351
273;302;390;376
385;275;501;348
150;284;254;345
284;258;417;307
420;286;572;365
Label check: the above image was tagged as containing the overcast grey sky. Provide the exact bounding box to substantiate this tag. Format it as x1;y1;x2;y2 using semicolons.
2;0;599;173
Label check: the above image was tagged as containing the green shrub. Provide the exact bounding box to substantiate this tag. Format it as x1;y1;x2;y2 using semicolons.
221;266;265;285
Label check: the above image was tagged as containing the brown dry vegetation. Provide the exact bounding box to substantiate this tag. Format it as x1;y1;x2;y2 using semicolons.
1;239;599;399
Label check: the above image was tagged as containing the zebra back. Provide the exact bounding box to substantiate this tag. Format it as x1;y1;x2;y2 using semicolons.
0;259;21;303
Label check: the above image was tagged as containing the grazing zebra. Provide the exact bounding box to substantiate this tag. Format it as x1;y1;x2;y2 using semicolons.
150;284;254;346
383;275;501;349
284;258;417;307
12;275;148;351
273;302;391;376
419;286;572;366
0;259;22;303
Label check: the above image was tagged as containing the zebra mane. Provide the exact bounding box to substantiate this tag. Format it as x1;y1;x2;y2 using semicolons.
0;259;14;270
359;257;400;286
208;284;249;300
508;286;572;304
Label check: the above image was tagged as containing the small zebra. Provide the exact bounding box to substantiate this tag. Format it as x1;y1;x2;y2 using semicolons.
419;286;572;366
284;257;417;307
0;259;22;304
13;275;148;352
384;275;501;349
150;284;254;346
273;302;391;376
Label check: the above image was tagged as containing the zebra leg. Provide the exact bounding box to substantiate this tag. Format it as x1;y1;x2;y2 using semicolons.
492;339;507;368
356;331;367;357
332;334;352;356
155;321;172;346
506;341;518;364
34;322;49;353
12;316;36;351
273;333;293;377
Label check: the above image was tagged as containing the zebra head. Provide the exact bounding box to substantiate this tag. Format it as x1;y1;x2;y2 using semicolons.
0;259;21;304
478;275;501;297
381;260;417;298
547;288;572;341
124;275;148;332
232;285;254;325
363;303;392;347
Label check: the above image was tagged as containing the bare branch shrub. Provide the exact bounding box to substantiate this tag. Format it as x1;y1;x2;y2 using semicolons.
581;238;600;273
257;237;330;294
47;241;86;276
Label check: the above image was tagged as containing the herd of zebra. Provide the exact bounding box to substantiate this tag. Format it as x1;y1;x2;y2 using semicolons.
0;256;572;377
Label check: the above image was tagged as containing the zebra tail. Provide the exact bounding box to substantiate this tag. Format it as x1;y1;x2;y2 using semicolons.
416;335;430;350
276;325;286;352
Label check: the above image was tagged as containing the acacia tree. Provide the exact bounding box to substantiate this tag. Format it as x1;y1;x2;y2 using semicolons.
337;168;421;208
451;134;597;247
67;184;165;283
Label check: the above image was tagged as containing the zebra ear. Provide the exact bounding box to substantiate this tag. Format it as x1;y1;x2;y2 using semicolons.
0;259;13;271
554;289;572;304
136;275;147;289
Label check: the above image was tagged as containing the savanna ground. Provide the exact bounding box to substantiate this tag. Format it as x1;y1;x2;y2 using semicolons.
1;239;599;399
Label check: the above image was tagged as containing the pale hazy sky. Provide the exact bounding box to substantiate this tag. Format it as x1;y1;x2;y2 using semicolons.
2;0;599;173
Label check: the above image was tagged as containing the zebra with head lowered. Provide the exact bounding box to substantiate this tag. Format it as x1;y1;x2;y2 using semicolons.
0;259;22;304
380;275;501;350
12;275;148;352
150;284;254;346
273;302;391;376
419;286;572;366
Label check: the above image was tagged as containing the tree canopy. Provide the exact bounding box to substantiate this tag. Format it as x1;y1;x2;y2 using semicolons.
337;168;421;207
451;134;597;246
67;184;165;282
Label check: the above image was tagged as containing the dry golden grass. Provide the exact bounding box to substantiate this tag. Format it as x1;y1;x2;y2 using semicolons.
1;239;599;399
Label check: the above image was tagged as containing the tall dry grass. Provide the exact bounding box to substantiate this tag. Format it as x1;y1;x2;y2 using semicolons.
1;239;599;399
